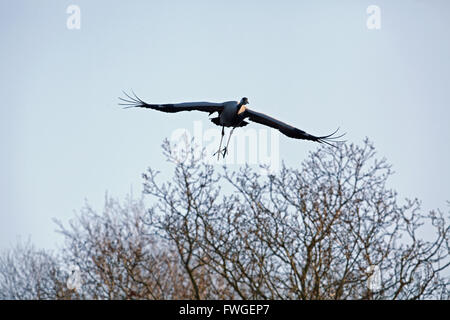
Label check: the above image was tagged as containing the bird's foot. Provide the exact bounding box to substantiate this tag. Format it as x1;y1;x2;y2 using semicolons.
213;147;229;159
213;149;222;160
221;147;228;158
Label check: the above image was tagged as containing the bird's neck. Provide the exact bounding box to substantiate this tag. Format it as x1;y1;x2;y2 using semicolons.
237;104;247;115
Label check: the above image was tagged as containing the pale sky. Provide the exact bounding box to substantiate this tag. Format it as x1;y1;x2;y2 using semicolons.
1;0;450;250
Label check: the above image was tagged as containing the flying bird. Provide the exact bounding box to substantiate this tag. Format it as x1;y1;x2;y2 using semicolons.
119;91;345;159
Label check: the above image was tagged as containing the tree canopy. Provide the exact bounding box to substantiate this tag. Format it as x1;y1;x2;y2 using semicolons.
1;139;448;299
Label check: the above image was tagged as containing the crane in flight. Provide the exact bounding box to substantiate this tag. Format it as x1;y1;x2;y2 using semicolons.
119;91;345;159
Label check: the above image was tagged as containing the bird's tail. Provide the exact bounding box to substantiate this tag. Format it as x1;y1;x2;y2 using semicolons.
210;117;249;127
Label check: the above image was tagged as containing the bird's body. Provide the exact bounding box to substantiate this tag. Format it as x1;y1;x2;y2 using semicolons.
211;101;247;127
220;101;240;126
119;92;344;158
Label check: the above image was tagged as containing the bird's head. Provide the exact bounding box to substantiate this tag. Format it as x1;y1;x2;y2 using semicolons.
240;97;249;105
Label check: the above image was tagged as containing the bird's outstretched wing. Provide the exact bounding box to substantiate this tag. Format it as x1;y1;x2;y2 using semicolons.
243;108;345;147
119;91;224;114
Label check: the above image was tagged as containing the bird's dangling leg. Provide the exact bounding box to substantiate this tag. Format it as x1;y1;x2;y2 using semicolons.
213;126;225;160
221;127;235;159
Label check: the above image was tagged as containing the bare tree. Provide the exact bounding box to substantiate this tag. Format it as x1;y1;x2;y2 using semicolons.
1;138;448;299
142;139;449;300
0;240;67;299
54;196;194;299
